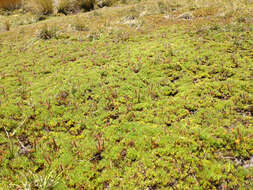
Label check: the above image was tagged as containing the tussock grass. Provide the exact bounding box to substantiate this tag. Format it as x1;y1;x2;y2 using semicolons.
3;20;11;31
0;0;21;10
56;0;97;14
36;23;58;39
26;0;54;15
0;0;122;15
57;0;78;14
79;0;95;11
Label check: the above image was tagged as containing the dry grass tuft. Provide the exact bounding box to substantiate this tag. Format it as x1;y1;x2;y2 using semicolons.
57;0;78;14
79;0;95;11
27;0;54;15
0;0;22;10
36;24;58;39
193;6;219;17
0;20;11;32
4;20;11;31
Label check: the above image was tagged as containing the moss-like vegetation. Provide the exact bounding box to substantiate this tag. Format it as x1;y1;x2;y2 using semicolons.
0;0;252;189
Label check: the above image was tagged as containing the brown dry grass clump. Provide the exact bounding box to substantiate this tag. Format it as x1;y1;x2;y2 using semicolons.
0;0;22;10
0;0;119;14
26;0;54;15
193;7;219;17
57;0;95;14
23;0;98;15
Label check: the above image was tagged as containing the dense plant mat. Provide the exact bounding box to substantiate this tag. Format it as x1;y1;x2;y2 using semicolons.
0;0;253;189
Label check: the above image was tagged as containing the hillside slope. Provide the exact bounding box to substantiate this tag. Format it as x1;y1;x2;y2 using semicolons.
0;0;253;189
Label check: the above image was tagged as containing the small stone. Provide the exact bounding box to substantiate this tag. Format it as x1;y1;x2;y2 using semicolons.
177;12;194;20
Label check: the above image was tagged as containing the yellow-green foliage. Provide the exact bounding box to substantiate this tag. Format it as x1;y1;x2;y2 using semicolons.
0;0;253;189
0;0;21;10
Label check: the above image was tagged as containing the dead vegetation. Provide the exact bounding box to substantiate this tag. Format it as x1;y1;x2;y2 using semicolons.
0;0;22;10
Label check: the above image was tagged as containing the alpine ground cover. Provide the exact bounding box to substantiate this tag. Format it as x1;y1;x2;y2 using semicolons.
0;0;253;189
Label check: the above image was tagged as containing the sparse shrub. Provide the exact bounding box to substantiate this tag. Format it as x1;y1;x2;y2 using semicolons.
37;24;58;40
0;0;21;10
